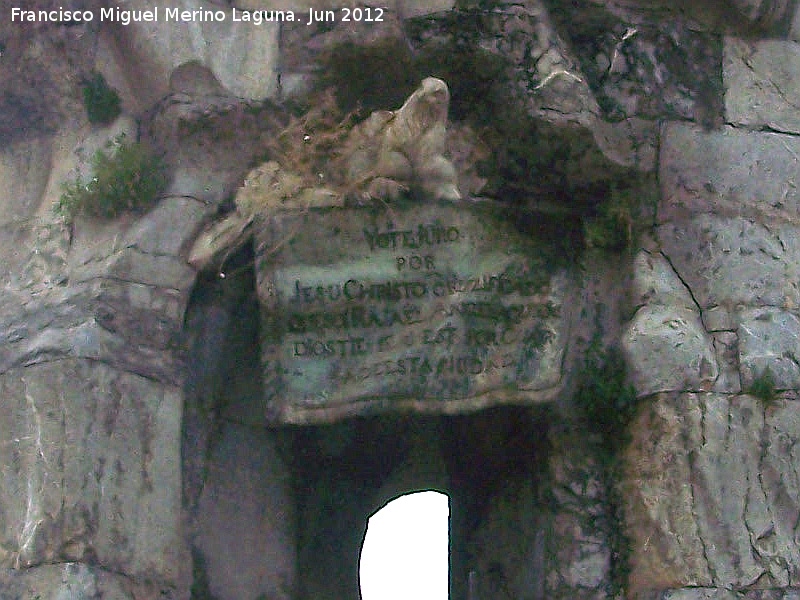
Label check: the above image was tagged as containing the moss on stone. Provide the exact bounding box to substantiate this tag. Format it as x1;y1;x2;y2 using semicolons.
81;71;121;125
749;367;777;403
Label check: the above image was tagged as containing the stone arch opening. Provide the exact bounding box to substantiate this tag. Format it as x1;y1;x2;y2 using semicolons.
286;409;559;600
359;490;450;600
181;241;609;600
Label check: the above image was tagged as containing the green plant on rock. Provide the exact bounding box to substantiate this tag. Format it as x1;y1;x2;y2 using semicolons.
57;135;167;221
82;71;121;125
574;326;639;596
583;185;636;251
748;367;777;403
575;341;638;451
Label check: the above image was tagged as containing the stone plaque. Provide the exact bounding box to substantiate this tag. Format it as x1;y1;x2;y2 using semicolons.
254;202;568;424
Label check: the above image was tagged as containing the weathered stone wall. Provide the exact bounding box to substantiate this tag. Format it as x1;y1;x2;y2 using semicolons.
620;35;800;600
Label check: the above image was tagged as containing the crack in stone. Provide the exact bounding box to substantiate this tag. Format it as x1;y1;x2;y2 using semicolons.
659;249;704;321
17;378;47;568
764;76;800;115
735;397;766;584
753;401;778;565
689;395;717;583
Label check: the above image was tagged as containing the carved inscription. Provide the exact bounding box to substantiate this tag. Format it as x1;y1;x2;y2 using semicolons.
255;205;566;422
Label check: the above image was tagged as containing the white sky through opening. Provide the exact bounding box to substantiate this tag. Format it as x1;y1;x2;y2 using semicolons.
359;490;449;600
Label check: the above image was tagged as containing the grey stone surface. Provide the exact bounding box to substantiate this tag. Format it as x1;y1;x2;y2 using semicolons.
658;215;800;310
193;423;295;600
638;588;800;600
0;137;53;225
165;165;240;206
637;589;739;600
492;0;600;122
630;251;697;311
123;196;209;256
0;316;177;383
591;117;659;172
725;38;800;134
71;247;195;291
659;123;800;223
625;251;741;396
0;219;70;295
793;7;800;42
0;563;135;600
703;305;735;332
711;331;742;394
0;360;189;588
623;393;800;593
106;0;279;105
623;304;717;397
738;307;800;391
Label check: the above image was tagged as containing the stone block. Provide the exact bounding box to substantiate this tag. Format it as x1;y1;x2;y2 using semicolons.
0;563;135;600
0;268;183;383
622;393;800;593
658;215;800;310
711;331;742;394
0;219;70;295
165;166;239;206
71;247;195;291
638;590;800;600
591;117;658;172
738;307;800;390
793;7;800;42
123;196;209;257
636;589;738;600
659;123;800;222
0;361;189;588
630;250;696;311
703;305;734;332
725;38;800;134
0;137;52;225
622;305;717;397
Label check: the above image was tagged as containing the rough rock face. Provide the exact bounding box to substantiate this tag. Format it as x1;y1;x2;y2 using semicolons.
3;0;800;599
624;392;800;597
102;0;279;108
619;14;800;600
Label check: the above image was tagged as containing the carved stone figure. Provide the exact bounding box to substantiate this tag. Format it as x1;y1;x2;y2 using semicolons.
343;77;461;202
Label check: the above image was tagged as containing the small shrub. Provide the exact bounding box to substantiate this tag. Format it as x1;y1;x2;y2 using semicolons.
57;135;166;221
575;342;639;452
583;186;635;251
259;89;360;187
574;328;639;596
749;367;777;403
82;71;121;125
